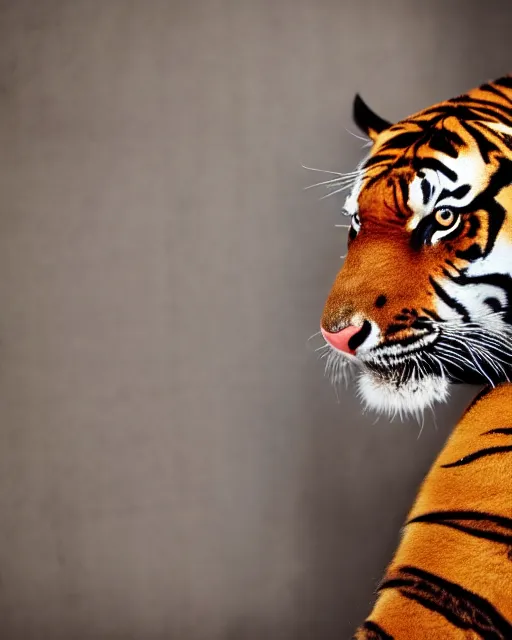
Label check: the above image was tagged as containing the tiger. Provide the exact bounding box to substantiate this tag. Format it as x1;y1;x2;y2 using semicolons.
316;76;512;638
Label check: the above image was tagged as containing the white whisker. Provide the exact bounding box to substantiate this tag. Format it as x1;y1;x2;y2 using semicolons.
345;128;371;143
301;164;344;176
303;172;365;191
320;183;354;199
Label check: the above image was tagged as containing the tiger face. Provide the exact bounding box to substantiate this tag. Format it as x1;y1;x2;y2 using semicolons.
320;78;512;417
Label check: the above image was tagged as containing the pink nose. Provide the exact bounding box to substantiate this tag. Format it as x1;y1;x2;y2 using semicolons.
321;325;361;355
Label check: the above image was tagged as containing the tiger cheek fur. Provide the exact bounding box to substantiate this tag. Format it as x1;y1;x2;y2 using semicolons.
314;76;512;638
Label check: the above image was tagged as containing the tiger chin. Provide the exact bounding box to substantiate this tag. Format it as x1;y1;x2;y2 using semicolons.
315;76;512;639
357;369;450;419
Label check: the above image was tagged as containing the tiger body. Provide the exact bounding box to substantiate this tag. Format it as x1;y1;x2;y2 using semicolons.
356;384;512;639
315;77;512;637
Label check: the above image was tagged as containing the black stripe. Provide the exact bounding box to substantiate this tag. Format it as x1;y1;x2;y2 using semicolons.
481;82;512;104
385;323;409;336
452;102;510;125
444;272;512;290
371;332;435;353
364;168;390;191
408;510;512;545
414;157;457;182
438;183;471;201
445;259;462;273
470;103;512;125
466;214;480;239
379;566;512;638
445;271;512;321
390;181;406;220
473;159;510;257
428;130;459;157
428;275;470;322
483;198;506;259
398;176;409;211
421;179;431;204
484;427;512;436
420;307;444;322
485;297;503;313
450;97;512;124
419;102;497;127
363;154;397;169
357;621;394;640
494;76;512;90
439;128;465;147
460;121;495;163
380;131;423;151
441;445;512;468
410;318;431;330
455;244;482;262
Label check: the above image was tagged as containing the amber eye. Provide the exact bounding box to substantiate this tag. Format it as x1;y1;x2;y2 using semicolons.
434;209;457;227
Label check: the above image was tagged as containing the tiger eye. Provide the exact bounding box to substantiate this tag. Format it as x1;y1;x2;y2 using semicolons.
435;209;456;227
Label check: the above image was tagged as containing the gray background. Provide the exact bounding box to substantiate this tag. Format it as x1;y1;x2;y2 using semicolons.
0;1;509;638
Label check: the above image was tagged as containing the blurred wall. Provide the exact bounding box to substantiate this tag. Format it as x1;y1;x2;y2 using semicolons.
0;1;510;638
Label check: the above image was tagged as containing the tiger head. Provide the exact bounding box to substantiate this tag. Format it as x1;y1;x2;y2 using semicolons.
320;77;512;417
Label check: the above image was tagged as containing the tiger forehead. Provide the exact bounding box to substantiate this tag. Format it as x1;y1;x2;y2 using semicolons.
354;134;490;227
372;112;470;154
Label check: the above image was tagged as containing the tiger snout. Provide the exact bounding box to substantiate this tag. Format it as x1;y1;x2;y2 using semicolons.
321;233;438;356
320;324;369;355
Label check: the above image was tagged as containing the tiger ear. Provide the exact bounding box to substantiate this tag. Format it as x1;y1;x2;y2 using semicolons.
353;94;392;142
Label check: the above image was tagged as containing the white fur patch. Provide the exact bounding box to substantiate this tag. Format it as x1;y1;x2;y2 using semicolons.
343;151;371;216
356;370;450;419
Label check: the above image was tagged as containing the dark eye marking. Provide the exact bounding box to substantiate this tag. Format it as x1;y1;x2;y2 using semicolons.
414;157;457;182
421;178;431;205
411;208;463;250
438;184;471;201
455;244;483;262
398;176;409;209
467;214;480;239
